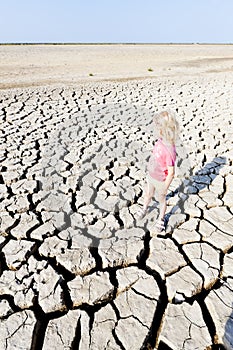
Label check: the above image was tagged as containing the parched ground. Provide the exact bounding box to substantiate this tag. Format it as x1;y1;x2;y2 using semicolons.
0;71;233;349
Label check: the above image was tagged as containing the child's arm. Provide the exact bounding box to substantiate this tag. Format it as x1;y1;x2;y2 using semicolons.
164;166;175;192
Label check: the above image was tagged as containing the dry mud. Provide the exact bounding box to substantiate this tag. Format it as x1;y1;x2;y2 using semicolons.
0;72;233;349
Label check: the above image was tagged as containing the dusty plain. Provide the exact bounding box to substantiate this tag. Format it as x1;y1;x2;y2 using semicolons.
0;44;233;349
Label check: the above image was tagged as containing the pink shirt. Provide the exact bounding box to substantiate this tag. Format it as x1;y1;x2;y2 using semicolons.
148;138;176;181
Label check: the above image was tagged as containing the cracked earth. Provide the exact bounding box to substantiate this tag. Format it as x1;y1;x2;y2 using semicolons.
0;76;233;350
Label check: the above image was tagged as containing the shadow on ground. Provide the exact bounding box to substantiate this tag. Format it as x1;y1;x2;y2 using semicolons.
165;155;227;229
223;301;233;350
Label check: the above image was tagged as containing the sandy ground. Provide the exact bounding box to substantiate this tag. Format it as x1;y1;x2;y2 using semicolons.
0;44;233;88
0;45;233;349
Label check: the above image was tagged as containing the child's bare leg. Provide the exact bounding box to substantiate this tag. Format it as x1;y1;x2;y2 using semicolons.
157;192;167;221
137;179;155;219
143;180;155;211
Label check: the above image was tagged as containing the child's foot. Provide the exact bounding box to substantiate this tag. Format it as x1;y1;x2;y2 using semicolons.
136;207;147;219
156;218;165;232
150;218;165;236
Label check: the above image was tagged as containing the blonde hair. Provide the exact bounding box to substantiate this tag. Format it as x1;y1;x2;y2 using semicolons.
153;110;179;144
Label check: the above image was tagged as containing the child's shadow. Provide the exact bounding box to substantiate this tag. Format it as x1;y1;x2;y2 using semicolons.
165;155;227;228
188;155;226;191
223;301;233;350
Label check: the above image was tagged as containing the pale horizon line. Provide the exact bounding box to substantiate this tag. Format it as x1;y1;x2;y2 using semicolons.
0;42;233;46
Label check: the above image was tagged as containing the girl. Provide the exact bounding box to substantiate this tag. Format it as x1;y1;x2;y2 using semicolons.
137;110;179;232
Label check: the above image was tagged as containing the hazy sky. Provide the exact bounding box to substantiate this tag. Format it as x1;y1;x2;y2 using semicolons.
1;0;233;43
